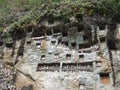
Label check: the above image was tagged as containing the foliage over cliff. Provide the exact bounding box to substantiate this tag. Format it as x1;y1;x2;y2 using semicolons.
0;0;120;32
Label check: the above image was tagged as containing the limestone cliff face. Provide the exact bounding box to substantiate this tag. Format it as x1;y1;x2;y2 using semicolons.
0;32;115;90
1;14;120;90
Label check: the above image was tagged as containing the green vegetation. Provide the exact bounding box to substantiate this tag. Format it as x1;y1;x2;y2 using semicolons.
5;37;13;43
0;0;120;33
0;27;4;32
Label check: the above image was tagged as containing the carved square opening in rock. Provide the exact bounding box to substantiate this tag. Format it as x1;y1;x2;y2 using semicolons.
62;41;69;46
36;43;41;48
79;54;84;58
79;84;85;90
96;61;101;67
107;40;116;50
100;73;110;84
41;55;46;60
71;41;76;47
26;40;32;44
0;40;3;46
32;28;45;37
48;19;54;24
6;42;13;48
27;26;33;33
51;40;56;45
79;42;91;49
36;43;41;46
99;24;105;30
78;50;83;53
58;39;62;44
53;28;61;33
47;29;52;36
62;31;68;37
78;43;86;49
100;37;106;42
75;14;83;21
54;53;59;59
83;35;89;41
66;54;71;60
78;25;84;32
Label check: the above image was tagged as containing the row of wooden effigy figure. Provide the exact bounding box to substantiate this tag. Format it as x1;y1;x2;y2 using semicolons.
37;62;93;72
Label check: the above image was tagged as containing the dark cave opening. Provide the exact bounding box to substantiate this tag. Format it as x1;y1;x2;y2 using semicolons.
75;14;83;21
53;28;61;33
15;30;24;40
46;29;52;36
41;55;46;60
36;43;41;46
100;37;106;42
83;35;89;41
107;40;116;50
32;30;45;37
79;43;89;49
0;40;3;46
27;26;33;33
48;18;54;25
99;24;105;30
79;54;84;58
99;73;110;84
62;30;68;37
66;54;71;59
6;42;13;48
71;41;76;47
51;40;56;45
26;40;31;45
78;25;84;32
62;41;69;46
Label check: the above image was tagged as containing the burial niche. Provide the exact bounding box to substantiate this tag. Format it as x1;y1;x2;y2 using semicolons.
48;18;54;25
46;29;52;36
26;39;32;45
0;40;3;46
62;40;69;46
96;61;101;67
71;41;76;47
66;54;71;60
79;54;84;58
100;37;106;42
32;27;45;37
78;25;84;32
79;84;85;90
75;14;83;21
53;28;61;34
62;30;68;37
99;24;105;30
100;73;110;84
41;55;46;60
51;40;56;45
36;42;41;48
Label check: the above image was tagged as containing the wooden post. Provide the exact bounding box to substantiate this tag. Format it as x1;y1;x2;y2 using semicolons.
97;26;101;51
108;49;116;86
52;28;54;36
91;25;95;41
105;25;108;47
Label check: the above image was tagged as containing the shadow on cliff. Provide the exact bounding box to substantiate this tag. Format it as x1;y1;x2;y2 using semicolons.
14;30;27;66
